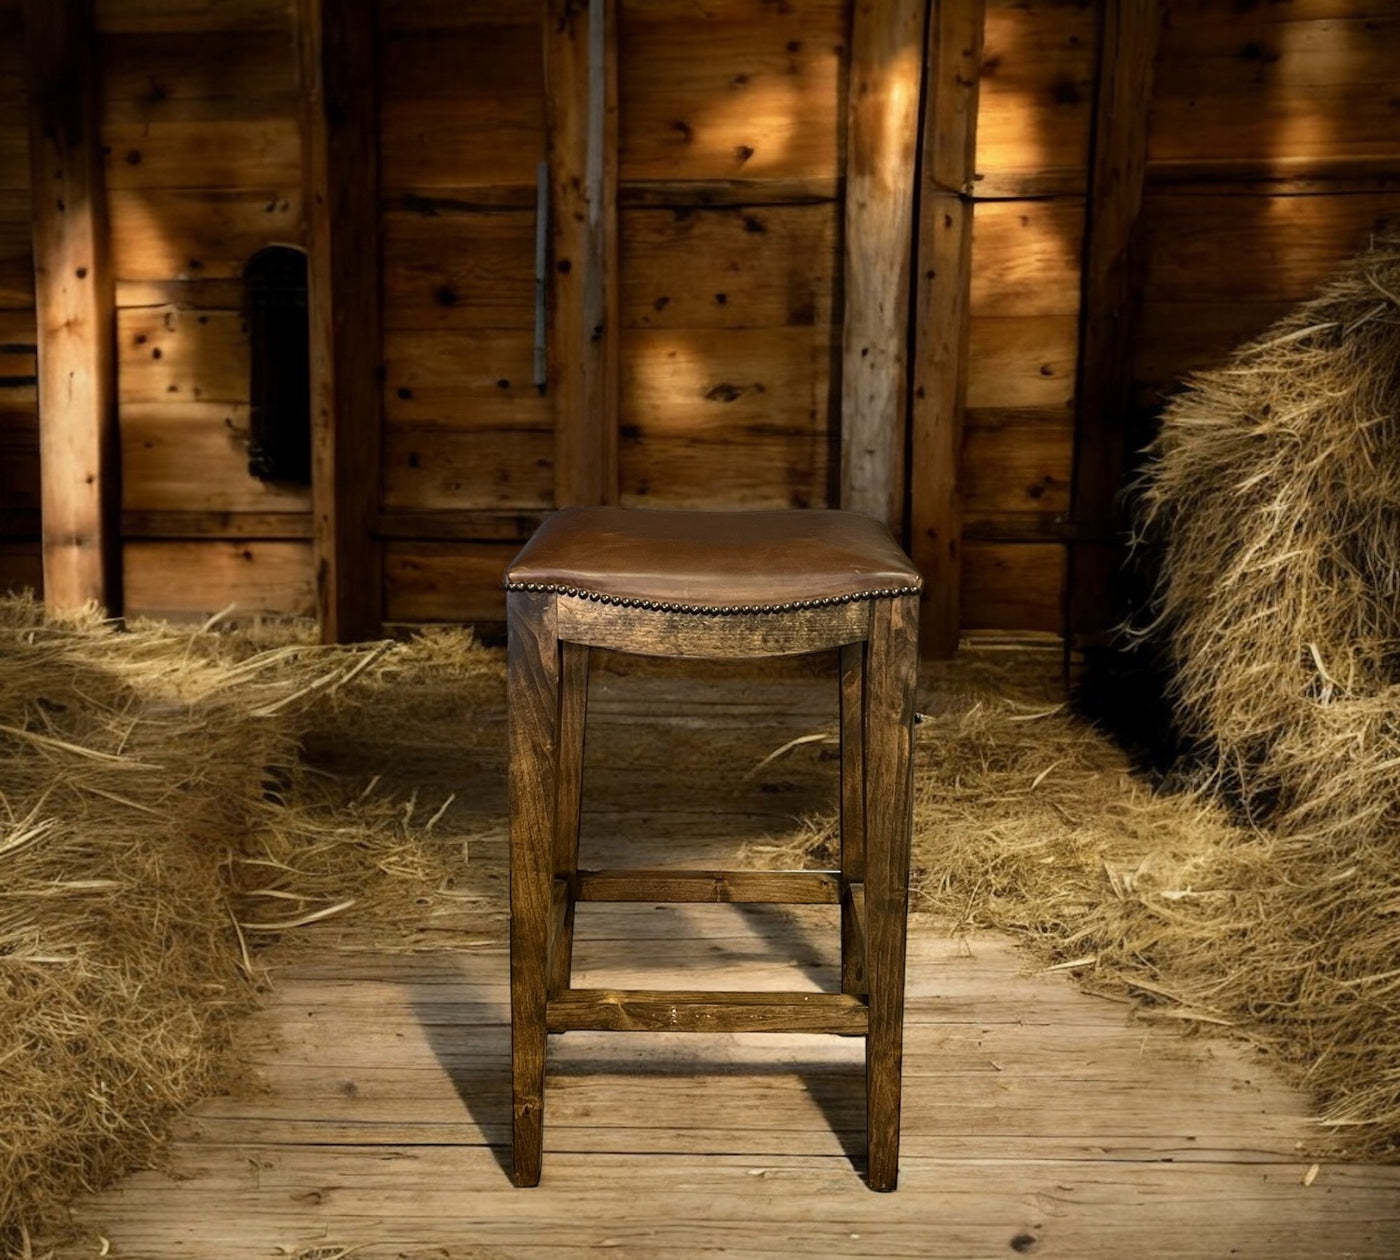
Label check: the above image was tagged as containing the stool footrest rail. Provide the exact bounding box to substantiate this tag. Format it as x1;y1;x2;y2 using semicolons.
569;869;843;904
545;989;870;1035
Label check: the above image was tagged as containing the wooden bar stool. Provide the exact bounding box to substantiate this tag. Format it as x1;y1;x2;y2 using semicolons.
504;507;920;1190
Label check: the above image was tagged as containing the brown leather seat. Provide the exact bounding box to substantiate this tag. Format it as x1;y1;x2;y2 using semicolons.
506;506;922;612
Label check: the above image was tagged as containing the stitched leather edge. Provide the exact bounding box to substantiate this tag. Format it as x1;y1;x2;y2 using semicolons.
502;582;922;615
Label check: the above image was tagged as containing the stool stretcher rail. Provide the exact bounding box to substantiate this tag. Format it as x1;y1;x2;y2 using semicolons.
546;989;870;1035
568;869;844;904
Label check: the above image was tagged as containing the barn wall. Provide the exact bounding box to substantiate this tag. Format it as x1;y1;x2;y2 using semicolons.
98;0;313;620
376;0;548;625
959;0;1093;634
1;0;1397;636
1133;0;1398;404
0;1;38;596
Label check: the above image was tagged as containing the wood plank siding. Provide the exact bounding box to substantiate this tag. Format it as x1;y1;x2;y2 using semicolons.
0;0;1394;643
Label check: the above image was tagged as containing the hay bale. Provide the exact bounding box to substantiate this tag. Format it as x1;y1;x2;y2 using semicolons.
1121;235;1400;1158
1137;236;1400;837
0;601;495;1252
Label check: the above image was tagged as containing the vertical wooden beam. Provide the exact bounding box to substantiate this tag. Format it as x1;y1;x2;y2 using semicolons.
25;0;118;615
1067;0;1162;649
841;0;928;530
298;0;383;642
546;0;619;507
908;0;985;657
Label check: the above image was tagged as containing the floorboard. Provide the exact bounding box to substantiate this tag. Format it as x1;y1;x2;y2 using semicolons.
56;656;1400;1259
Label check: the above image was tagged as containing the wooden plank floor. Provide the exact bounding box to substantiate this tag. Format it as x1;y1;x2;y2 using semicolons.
58;654;1400;1259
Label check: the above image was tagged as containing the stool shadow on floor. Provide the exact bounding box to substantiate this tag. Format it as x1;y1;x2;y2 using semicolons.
548;1051;869;1172
411;901;873;1180
409;948;515;1178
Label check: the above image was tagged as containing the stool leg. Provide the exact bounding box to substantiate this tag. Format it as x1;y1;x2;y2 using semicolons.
839;640;866;997
507;592;561;1187
549;641;590;993
862;595;918;1192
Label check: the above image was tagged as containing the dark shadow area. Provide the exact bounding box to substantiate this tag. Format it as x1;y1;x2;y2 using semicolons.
409;948;514;1180
1070;518;1186;782
547;1051;869;1173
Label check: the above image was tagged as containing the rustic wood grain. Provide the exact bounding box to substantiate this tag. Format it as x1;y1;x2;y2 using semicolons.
374;508;547;543
619;202;839;332
108;188;302;283
974;0;1097;199
575;869;843;905
840;638;866;996
381;422;555;513
507;590;561;1186
122;539;314;618
861;593;918;1189
549;640;590;992
617;1;844;185
94;0;292;35
382;207;535;332
120;510;312;540
847;880;869;997
1149;9;1400;183
120;402;310;515
961;540;1065;633
555;596;870;658
1067;0;1162;650
909;0;986;656
378;18;544;192
382;541;516;623
839;0;926;528
298;0;383;642
547;989;870;1035
962;406;1074;533
546;0;619;507
26;0;119;614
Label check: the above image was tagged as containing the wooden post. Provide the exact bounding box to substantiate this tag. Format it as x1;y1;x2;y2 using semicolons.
1067;0;1162;649
298;0;383;642
908;0;985;656
25;0;118;615
545;0;619;507
840;0;928;530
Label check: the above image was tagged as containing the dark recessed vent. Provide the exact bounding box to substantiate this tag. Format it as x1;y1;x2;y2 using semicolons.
244;245;310;484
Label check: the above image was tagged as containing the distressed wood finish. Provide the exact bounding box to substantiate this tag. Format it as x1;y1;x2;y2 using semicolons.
576;869;843;905
840;638;866;996
910;0;986;657
555;595;871;658
509;531;918;1187
507;590;560;1187
546;0;619;507
1067;0;1163;650
549;640;589;993
839;0;927;528
26;0;119;613
121;511;313;540
847;880;869;997
122;539;314;619
547;989;870;1035
862;593;919;1190
299;0;382;642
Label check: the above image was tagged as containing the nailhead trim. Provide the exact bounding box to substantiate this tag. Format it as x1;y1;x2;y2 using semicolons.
502;581;922;615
